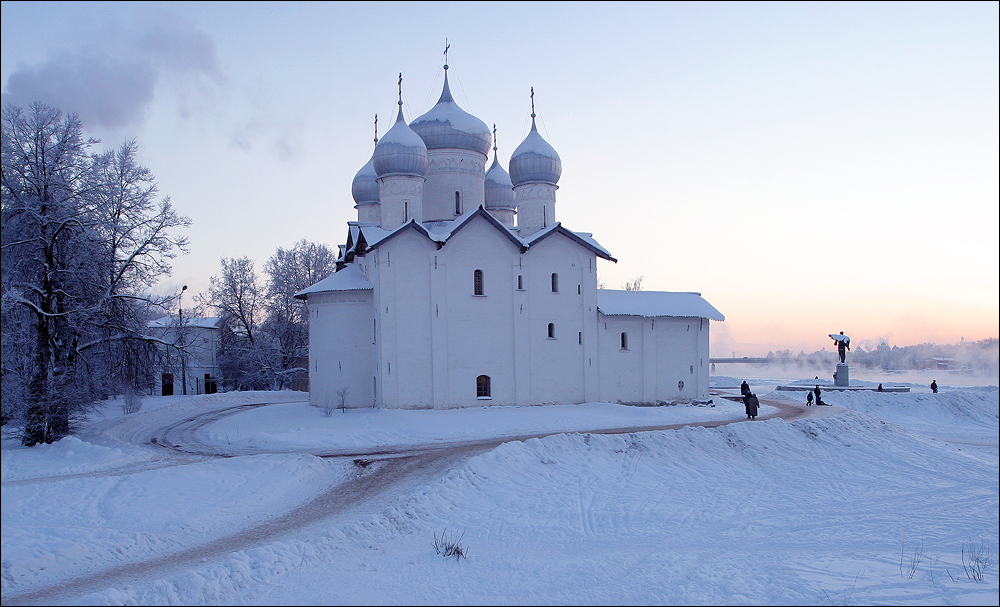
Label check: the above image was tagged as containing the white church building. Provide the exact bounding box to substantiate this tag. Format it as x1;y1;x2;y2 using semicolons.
297;64;724;410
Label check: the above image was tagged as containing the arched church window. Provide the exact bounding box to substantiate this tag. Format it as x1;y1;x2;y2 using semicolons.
477;375;491;398
621;332;629;350
551;273;559;293
547;323;556;339
474;269;484;296
455;191;461;215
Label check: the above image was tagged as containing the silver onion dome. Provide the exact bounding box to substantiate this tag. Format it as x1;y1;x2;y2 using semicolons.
410;70;492;157
351;153;380;205
373;104;429;177
509;116;561;186
484;155;514;210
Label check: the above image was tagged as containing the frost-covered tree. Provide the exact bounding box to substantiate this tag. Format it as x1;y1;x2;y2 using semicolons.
263;239;336;389
201;256;273;389
1;103;189;445
623;275;644;291
202;242;335;391
82;139;191;397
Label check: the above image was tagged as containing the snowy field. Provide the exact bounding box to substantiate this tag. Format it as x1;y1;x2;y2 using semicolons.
2;374;997;605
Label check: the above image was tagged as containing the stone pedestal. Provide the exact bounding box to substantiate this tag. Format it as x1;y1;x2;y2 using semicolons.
834;362;850;387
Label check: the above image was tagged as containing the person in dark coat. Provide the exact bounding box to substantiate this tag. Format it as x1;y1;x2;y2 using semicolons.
745;393;760;419
741;380;751;398
931;380;938;393
813;385;821;403
877;383;883;392
806;391;813;406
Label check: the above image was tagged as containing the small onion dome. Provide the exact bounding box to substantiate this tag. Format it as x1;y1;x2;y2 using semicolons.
484;154;514;210
509;117;561;186
351;153;380;205
410;71;491;156
373;104;429;177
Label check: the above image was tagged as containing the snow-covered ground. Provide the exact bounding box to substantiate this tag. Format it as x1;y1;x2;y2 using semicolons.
2;374;997;606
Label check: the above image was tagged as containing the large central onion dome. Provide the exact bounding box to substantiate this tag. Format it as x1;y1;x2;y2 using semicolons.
410;70;491;157
509;115;561;186
373;102;429;177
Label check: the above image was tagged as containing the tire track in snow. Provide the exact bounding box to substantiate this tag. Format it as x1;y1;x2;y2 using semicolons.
2;444;489;606
2;396;824;605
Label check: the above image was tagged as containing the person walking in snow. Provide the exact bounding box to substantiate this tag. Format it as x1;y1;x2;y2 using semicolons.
745;393;760;420
813;385;822;404
931;380;938;394
741;379;751;398
806;391;813;406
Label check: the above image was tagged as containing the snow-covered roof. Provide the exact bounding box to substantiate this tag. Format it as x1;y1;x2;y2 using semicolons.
335;210;616;273
295;263;372;298
524;224;616;261
408;210;615;260
597;290;725;321
148;316;222;329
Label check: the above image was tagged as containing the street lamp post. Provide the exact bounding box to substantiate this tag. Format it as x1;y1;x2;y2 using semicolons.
179;285;188;396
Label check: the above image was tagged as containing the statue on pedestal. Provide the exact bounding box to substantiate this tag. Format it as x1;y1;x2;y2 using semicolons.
830;331;850;363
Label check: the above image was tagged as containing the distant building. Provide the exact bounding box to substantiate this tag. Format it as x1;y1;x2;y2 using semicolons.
296;62;724;410
147;316;223;395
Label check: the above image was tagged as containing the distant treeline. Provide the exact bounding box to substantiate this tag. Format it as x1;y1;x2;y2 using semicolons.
764;338;999;376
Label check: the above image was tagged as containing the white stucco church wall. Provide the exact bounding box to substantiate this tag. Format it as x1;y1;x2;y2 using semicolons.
296;60;723;410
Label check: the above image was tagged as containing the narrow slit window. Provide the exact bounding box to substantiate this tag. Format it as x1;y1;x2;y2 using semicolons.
455;191;461;215
404;201;409;221
517;275;523;290
551;273;559;293
477;375;491;398
548;323;556;339
474;269;484;296
621;332;629;350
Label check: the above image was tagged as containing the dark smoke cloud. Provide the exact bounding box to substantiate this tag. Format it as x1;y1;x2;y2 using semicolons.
2;13;222;132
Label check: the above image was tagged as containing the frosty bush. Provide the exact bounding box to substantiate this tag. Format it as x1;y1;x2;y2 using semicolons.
899;536;923;579
962;536;993;581
433;529;467;560
321;388;349;417
121;389;142;415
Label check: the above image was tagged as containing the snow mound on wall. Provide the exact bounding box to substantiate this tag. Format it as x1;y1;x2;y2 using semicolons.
832;386;998;426
770;386;999;442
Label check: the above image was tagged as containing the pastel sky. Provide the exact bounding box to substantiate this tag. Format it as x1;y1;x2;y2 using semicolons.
2;1;997;356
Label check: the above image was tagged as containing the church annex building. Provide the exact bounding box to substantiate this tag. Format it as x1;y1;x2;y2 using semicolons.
296;62;724;410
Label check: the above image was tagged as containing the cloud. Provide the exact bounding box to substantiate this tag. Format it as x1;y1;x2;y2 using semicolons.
1;13;222;132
